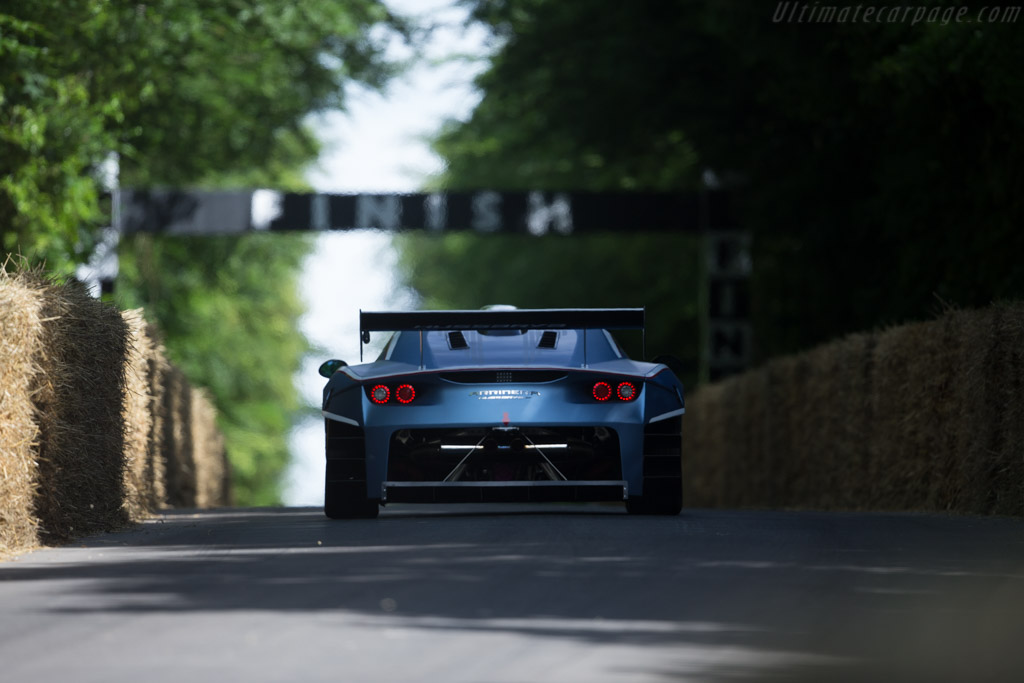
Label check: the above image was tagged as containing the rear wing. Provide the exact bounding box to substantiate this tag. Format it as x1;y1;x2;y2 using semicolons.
359;308;645;366
361;308;644;332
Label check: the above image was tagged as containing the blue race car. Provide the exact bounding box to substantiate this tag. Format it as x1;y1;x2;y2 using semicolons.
318;308;685;518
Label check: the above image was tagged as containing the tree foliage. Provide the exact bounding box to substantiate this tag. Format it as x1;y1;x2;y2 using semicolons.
0;12;120;271
2;0;405;268
655;1;1024;356
431;0;1024;360
432;1;701;191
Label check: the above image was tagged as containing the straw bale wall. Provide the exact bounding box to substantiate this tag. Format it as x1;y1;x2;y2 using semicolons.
191;387;229;508
685;302;1024;515
1;270;230;557
30;275;130;542
0;277;45;555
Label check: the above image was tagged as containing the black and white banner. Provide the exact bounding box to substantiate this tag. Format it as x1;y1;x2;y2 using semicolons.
116;189;737;235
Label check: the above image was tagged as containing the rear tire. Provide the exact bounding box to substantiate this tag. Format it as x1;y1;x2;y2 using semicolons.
633;421;683;516
323;418;378;519
324;480;380;519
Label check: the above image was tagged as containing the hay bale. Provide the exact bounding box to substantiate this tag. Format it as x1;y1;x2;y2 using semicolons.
734;362;772;507
770;354;807;507
994;304;1024;515
0;274;45;555
953;307;1001;513
737;364;770;506
191;388;228;508
145;327;230;510
686;301;1024;515
161;364;197;507
145;325;170;507
787;345;832;508
712;376;744;506
683;382;727;507
29;274;130;541
3;266;231;555
956;304;1024;515
818;332;876;510
869;320;943;510
121;309;160;520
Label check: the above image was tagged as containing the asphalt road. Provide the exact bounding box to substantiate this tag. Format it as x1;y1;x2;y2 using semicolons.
1;504;1023;682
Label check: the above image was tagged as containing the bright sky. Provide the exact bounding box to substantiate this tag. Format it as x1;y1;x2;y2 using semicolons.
306;1;489;193
282;1;489;505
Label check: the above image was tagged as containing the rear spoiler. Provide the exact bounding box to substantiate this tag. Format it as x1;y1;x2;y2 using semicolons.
361;308;644;332
359;308;645;366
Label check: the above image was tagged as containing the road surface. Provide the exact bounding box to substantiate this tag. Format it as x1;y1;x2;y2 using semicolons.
1;504;1023;682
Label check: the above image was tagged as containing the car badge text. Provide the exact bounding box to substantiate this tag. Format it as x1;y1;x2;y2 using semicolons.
470;389;539;400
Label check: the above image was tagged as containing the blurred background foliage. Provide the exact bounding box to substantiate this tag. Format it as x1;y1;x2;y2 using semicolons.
2;0;407;504
430;0;1024;360
2;0;407;266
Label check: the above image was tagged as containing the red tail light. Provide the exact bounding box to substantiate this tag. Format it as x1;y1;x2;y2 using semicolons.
396;384;416;404
370;385;390;404
592;380;640;402
592;381;612;401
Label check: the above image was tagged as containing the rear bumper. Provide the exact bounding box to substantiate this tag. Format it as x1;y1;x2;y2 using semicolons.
382;480;627;504
323;411;680;502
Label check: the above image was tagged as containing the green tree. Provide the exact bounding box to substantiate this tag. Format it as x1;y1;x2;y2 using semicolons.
431;0;1024;361
0;11;120;272
432;1;700;191
2;0;407;269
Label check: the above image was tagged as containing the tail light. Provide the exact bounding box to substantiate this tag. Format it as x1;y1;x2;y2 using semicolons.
592;379;640;402
368;383;417;404
396;384;416;404
370;385;390;404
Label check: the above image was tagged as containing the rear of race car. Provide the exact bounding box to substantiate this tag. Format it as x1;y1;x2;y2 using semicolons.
320;309;685;518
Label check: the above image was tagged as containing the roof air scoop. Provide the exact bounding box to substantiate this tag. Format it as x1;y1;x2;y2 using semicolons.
537;331;558;349
448;330;469;350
